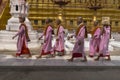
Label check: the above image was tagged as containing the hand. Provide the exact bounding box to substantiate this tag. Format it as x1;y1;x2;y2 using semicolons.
67;36;70;40
56;38;59;41
56;37;59;41
27;39;31;42
39;37;41;40
41;42;43;45
94;35;97;38
12;36;15;39
39;36;42;40
71;36;73;38
78;40;81;45
44;40;46;43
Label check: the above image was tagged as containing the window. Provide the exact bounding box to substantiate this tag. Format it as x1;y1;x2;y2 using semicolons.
42;19;45;25
115;21;119;26
70;20;73;25
105;0;107;4
113;0;115;4
76;0;82;3
84;20;87;25
80;0;82;3
110;21;112;25
42;0;44;3
34;20;38;25
74;0;76;3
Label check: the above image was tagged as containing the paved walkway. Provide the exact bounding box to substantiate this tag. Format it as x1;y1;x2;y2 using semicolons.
0;55;120;80
0;54;120;67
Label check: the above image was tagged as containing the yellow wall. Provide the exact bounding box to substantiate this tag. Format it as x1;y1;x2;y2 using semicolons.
27;0;120;32
1;0;120;32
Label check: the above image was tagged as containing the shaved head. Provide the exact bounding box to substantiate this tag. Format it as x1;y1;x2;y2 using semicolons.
45;18;53;24
56;19;61;25
77;17;83;25
94;20;99;26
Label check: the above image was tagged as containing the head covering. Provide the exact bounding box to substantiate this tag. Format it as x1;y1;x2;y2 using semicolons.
102;20;110;25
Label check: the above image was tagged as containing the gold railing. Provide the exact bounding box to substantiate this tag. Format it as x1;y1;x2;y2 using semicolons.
0;1;10;30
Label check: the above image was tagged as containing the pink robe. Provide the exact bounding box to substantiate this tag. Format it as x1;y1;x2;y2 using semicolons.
99;26;111;56
14;24;30;56
41;25;53;55
54;25;65;52
72;26;86;58
89;27;101;57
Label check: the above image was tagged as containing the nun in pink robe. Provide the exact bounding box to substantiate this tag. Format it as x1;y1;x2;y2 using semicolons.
95;24;111;61
12;17;31;57
89;21;101;57
68;19;88;62
53;19;65;56
37;19;54;58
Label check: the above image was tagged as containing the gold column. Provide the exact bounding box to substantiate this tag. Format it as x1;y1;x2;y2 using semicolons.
38;20;42;26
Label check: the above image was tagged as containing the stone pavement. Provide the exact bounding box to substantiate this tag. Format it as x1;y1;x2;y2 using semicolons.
0;54;120;80
0;54;120;67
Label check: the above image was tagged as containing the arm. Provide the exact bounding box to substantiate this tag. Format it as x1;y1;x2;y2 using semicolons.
106;26;111;38
39;33;44;40
57;26;64;40
44;26;52;42
12;26;24;39
77;27;85;41
93;28;101;39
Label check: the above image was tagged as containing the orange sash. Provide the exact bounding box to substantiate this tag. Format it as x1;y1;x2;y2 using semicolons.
44;25;49;36
76;24;87;38
76;24;83;36
44;25;54;36
91;27;100;37
56;25;60;36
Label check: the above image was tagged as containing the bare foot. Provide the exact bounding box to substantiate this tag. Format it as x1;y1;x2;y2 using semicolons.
81;59;87;62
94;58;99;61
36;55;42;59
67;58;73;62
89;55;94;58
58;53;65;56
51;54;56;58
26;55;32;58
105;58;111;61
12;54;19;57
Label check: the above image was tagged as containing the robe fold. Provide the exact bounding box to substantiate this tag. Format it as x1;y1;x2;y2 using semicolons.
54;25;65;53
72;24;87;58
14;23;31;56
89;27;101;57
41;25;53;55
99;26;111;56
